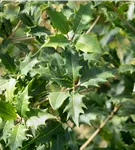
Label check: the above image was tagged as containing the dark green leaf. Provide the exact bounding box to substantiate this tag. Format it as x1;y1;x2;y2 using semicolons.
47;8;69;34
18;13;33;27
0;52;16;73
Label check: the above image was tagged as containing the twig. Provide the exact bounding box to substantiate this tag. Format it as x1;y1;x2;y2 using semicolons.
86;16;100;34
80;104;120;150
10;20;22;39
12;36;35;41
34;98;49;108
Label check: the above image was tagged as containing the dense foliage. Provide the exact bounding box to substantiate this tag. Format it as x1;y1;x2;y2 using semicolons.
0;1;135;149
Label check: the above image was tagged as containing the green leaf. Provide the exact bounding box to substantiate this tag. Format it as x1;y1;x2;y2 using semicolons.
3;18;12;34
16;86;30;117
7;124;27;150
0;78;8;94
64;49;82;86
20;53;39;75
18;13;33;27
42;34;69;49
64;93;86;126
122;123;135;132
1;121;14;143
48;91;69;110
29;25;50;37
0;101;16;120
47;8;69;34
119;64;135;74
72;3;93;34
15;43;29;53
75;33;102;53
80;66;115;87
5;78;16;102
26;109;55;136
0;52;16;73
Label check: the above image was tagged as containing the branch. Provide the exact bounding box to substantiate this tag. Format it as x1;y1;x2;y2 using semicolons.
80;104;120;150
10;20;22;39
86;16;100;34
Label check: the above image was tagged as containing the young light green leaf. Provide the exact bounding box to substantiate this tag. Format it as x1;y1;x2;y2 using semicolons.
72;3;93;34
20;53;39;75
1;121;14;143
42;34;69;49
16;86;30;117
26;109;55;136
48;91;69;110
47;8;69;34
64;93;86;126
0;101;16;120
5;78;16;102
7;124;27;150
75;33;101;53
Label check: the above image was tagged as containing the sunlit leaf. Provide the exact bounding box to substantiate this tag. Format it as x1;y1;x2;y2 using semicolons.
0;101;16;120
48;91;69;110
16;86;30;117
75;33;101;53
64;92;86;126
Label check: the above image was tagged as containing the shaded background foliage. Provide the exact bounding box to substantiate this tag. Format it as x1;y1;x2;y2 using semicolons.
0;1;135;150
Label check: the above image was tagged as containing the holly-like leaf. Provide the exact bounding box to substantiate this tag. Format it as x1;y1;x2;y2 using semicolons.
0;78;8;94
1;121;14;143
119;64;135;74
0;101;16;120
18;13;33;27
0;52;16;73
72;3;93;34
20;53;39;75
5;78;16;102
29;25;50;37
47;8;69;34
75;33;102;53
48;91;69;110
42;34;69;49
64;49;82;86
3;18;12;34
81;66;115;87
64;92;86;126
7;124;27;150
16;86;30;117
26;109;55;136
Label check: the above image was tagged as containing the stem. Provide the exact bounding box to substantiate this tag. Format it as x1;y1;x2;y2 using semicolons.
80;104;120;150
12;36;35;41
86;16;100;34
34;98;49;108
10;20;22;39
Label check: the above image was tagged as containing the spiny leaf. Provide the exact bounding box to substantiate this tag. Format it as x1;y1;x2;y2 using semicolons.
26;109;55;136
42;34;69;49
7;124;27;150
75;33;102;53
119;64;135;74
80;66;115;87
0;101;16;120
1;121;14;143
64;49;82;86
0;52;16;73
0;78;8;94
16;86;30;117
20;53;39;75
48;91;69;110
72;3;93;34
3;18;12;34
5;78;16;102
64;92;86;126
18;13;33;27
47;8;69;34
